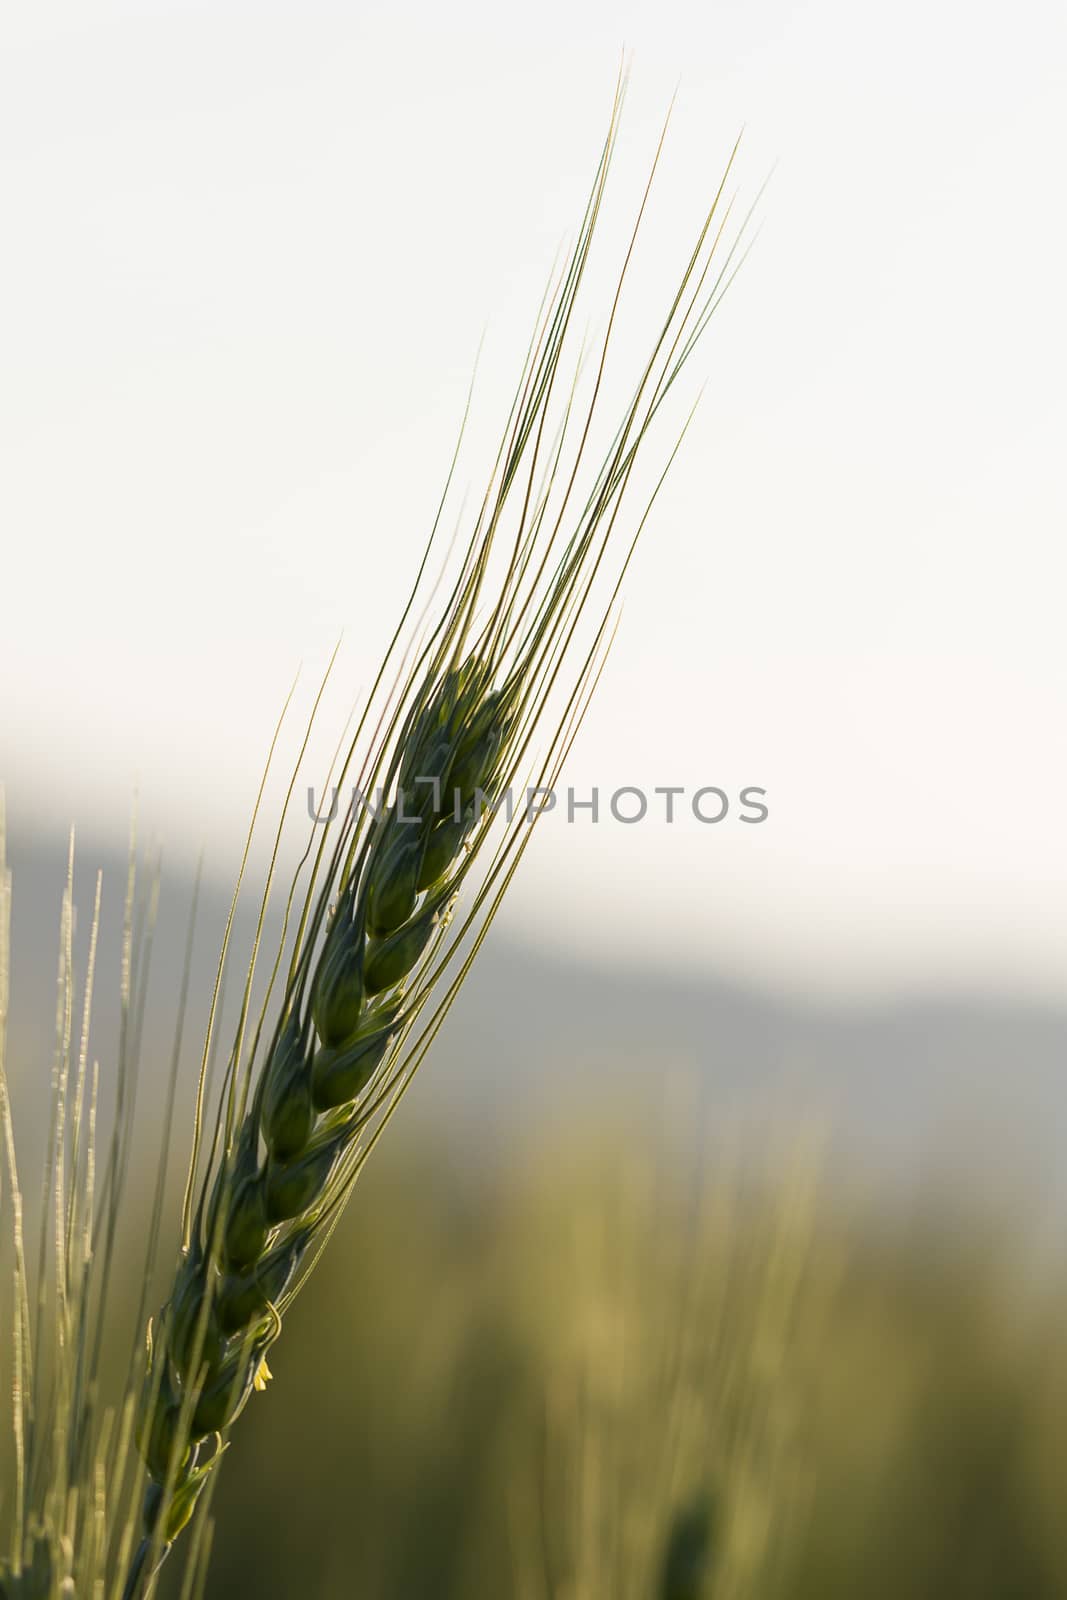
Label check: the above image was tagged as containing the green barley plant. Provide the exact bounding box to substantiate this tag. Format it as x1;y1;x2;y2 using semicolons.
2;77;754;1600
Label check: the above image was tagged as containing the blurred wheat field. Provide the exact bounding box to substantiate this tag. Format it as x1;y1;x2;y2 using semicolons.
161;1112;1067;1599
4;832;1067;1598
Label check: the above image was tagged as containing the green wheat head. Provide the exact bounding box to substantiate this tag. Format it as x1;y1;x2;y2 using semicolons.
2;74;753;1600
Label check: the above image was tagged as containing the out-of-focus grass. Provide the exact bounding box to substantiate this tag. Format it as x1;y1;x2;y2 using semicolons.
108;1102;1067;1600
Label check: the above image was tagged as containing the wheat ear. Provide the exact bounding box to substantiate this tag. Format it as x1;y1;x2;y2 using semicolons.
126;81;754;1598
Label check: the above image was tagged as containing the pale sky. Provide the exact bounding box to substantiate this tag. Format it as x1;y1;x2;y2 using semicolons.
2;0;1065;1001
